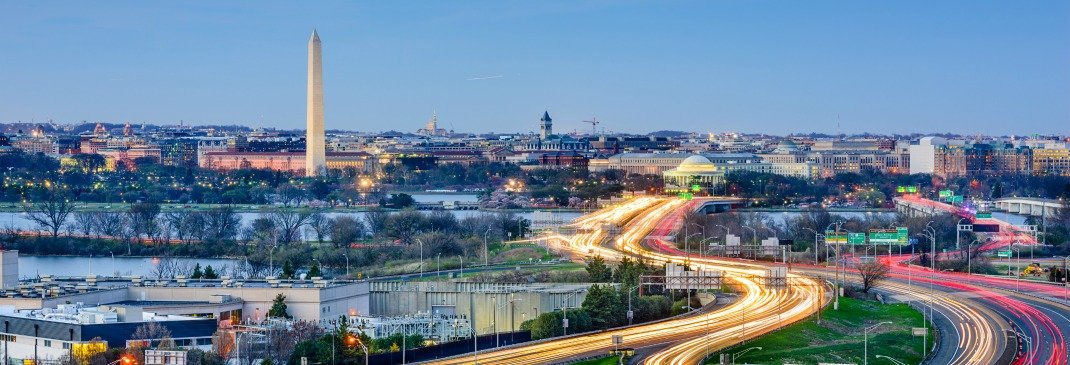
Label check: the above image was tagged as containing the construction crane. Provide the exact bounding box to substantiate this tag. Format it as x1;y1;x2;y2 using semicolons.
582;118;600;136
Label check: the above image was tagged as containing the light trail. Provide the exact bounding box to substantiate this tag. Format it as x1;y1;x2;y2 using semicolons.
422;197;825;365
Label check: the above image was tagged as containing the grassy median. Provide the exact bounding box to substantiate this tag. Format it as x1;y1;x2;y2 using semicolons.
707;297;932;364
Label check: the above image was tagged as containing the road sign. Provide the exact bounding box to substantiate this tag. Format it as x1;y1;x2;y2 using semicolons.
677;192;693;200
939;190;953;198
825;231;847;244
612;335;623;346
976;212;992;219
690;184;701;193
869;230;907;244
848;232;866;245
947;195;964;204
912;327;927;336
996;250;1013;258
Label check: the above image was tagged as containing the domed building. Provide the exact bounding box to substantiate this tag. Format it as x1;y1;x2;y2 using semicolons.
662;155;725;195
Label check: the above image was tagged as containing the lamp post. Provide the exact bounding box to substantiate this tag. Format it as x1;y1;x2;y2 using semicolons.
965;238;981;275
731;346;762;365
864;321;892;365
342;252;350;278
416;238;424;276
715;224;731;256
742;226;757;260
802;227;822;265
561;290;584;336
483;228;492;266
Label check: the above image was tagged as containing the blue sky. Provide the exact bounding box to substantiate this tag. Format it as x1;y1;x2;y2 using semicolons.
1;1;1067;135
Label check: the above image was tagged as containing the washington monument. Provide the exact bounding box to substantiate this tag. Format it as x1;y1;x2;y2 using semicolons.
305;30;326;176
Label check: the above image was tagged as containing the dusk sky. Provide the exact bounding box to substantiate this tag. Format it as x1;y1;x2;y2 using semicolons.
1;1;1068;135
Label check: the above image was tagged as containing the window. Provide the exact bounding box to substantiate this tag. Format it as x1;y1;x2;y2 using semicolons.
62;343;71;350
0;334;15;342
43;340;52;347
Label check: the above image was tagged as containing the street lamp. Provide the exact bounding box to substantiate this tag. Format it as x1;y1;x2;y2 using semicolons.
965;238;982;275
483;228;492;266
864;321;893;365
731;346;762;364
342;252;350;278
344;332;369;365
801;227;822;265
416;238;424;276
742;226;757;260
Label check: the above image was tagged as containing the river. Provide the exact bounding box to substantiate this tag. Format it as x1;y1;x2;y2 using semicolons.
15;255;241;279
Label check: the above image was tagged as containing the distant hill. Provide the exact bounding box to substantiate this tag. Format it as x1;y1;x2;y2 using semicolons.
648;130;689;138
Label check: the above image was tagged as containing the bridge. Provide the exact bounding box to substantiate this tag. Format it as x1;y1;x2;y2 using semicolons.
893;195;963;218
993;197;1063;217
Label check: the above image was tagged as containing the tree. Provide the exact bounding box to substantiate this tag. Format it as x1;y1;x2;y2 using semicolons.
585;256;613;282
329;216;365;247
191;263;204;279
127;202;162;244
307;262;323;278
202;265;219;279
306;211;331;243
581;284;624;329
268;293;292;319
521;310;592;340
856;261;891;293
381;193;416;209
71;211;96;236
268;209;313;244
23;187;79;238
281;261;296;279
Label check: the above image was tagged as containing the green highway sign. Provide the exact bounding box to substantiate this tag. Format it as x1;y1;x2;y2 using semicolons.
896;186;919;194
690;184;701;193
946;195;964;204
825;231;847;244
939;189;953;198
869;227;909;245
976;212;992;219
996;250;1013;258
678;192;693;200
848;232;867;245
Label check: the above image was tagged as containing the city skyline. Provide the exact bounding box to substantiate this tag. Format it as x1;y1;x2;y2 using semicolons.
1;1;1068;135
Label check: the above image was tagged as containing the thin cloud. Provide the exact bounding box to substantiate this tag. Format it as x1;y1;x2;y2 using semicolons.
466;75;503;81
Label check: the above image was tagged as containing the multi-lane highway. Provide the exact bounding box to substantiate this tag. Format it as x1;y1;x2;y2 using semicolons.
420;196;1069;364
422;197;826;365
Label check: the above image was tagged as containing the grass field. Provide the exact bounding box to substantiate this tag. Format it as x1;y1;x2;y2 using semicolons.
706;297;932;365
570;355;624;365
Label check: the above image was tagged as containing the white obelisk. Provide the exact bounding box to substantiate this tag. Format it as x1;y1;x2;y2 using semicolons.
305;30;326;176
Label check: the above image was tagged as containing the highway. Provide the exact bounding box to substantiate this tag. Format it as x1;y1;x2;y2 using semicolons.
421;196;1069;364
422;197;826;365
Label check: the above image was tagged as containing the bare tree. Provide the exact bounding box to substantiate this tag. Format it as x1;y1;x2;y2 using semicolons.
71;211;96;236
269;209;313;244
264;320;325;364
22;188;79;238
93;211;126;240
306;210;332;243
856;260;891;293
127;202;162;244
203;206;240;242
